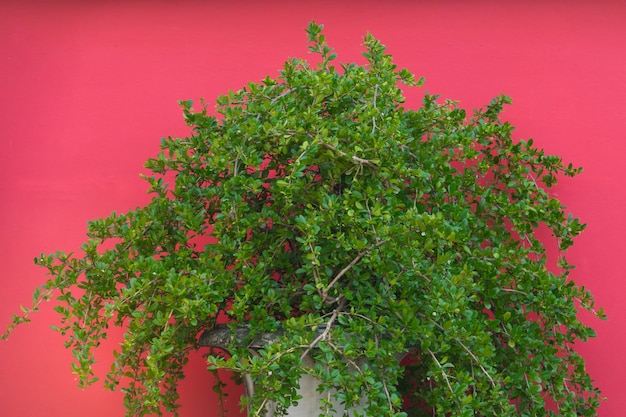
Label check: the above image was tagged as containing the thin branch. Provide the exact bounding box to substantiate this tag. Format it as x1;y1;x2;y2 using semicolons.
382;378;394;413
270;87;297;105
322;240;388;300
373;84;379;108
372;84;379;134
299;297;346;361
455;338;496;388
308;241;325;300
421;313;496;387
319;142;378;169
253;397;269;417
373;332;395;413
427;348;454;393
501;288;529;296
399;144;419;161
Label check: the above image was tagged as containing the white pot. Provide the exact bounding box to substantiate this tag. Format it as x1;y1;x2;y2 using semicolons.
242;354;368;417
200;325;398;417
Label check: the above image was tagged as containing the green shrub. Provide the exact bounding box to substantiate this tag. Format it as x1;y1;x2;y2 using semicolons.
4;21;604;417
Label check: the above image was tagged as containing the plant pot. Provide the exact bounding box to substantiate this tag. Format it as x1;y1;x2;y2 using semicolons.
244;354;369;417
200;325;386;417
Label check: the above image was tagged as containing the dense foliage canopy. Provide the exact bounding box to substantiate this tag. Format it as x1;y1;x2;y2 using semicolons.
5;22;603;417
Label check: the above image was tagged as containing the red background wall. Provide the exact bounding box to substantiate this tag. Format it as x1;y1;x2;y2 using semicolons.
1;1;625;416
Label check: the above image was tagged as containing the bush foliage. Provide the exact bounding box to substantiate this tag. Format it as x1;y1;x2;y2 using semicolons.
5;22;603;417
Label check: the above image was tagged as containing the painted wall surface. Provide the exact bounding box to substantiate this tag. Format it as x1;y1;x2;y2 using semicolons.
1;1;625;416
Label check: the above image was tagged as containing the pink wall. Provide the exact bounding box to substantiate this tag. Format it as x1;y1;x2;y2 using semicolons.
1;2;625;416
